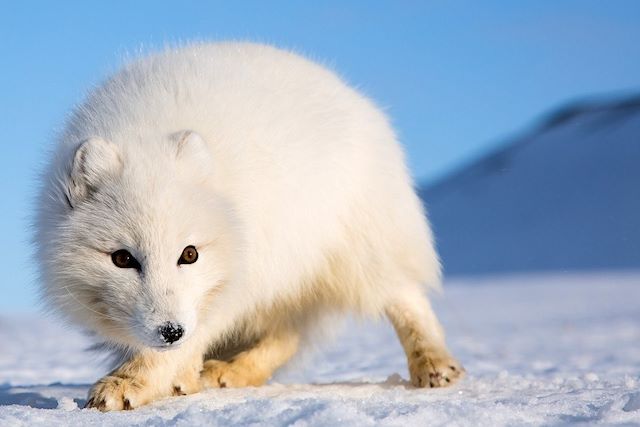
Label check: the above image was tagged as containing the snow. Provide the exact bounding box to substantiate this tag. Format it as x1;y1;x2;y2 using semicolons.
1;272;639;426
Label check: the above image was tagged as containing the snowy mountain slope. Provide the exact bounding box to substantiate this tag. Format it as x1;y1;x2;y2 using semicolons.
420;95;640;276
1;273;640;426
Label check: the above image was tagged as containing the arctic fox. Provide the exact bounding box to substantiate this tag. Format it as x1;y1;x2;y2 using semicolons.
35;42;463;411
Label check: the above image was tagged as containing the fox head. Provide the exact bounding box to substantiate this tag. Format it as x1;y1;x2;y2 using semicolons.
36;130;240;350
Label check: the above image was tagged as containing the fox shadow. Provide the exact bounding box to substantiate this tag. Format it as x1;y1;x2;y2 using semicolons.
0;377;411;410
0;383;88;409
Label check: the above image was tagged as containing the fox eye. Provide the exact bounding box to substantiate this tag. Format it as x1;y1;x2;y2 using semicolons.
178;245;198;265
111;249;141;269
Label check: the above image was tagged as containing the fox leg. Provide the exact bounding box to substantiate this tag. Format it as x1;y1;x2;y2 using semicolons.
201;329;299;388
86;344;204;411
385;284;464;387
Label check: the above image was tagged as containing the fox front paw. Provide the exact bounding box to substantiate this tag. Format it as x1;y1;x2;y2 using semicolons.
200;359;267;388
85;375;151;411
171;370;203;396
409;350;465;388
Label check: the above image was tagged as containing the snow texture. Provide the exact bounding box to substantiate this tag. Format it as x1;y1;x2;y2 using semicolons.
1;273;639;426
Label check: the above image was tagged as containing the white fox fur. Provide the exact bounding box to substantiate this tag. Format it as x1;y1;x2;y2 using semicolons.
35;42;462;411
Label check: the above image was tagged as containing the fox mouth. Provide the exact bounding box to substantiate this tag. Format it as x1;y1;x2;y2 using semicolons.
141;336;188;351
148;342;185;351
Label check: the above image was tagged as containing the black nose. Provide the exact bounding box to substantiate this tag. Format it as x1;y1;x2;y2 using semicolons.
158;322;184;344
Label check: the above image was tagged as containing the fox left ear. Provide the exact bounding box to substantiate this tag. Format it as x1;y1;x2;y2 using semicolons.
67;137;123;207
173;130;213;172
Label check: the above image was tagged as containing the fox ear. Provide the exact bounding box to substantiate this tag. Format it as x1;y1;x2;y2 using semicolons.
173;130;212;172
68;137;123;207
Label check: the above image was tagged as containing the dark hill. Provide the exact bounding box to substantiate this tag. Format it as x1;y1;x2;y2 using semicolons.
420;95;640;276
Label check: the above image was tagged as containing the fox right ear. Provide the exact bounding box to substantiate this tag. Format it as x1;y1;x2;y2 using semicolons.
172;130;213;175
67;137;123;207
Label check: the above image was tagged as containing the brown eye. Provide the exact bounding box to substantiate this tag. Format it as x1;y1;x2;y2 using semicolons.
178;245;198;265
111;249;141;270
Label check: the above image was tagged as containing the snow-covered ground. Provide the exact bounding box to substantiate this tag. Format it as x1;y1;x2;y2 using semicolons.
1;273;639;426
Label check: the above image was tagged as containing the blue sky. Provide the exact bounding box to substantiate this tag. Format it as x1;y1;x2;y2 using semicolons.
1;1;639;312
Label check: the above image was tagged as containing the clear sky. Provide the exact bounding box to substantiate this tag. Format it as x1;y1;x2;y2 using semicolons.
1;1;639;312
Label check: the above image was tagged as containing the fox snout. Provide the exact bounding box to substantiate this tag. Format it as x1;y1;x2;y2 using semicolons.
133;306;194;349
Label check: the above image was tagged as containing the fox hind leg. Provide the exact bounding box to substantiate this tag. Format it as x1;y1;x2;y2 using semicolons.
385;284;464;387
